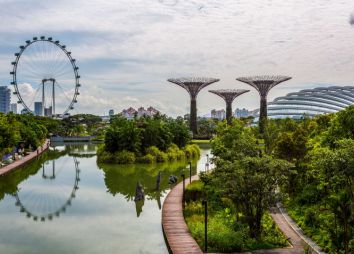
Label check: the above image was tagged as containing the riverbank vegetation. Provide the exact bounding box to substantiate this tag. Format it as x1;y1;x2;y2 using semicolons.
196;105;354;253
97;115;200;164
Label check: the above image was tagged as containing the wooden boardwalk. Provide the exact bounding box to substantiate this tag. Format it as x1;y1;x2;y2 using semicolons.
162;175;203;254
0;140;50;177
162;174;315;254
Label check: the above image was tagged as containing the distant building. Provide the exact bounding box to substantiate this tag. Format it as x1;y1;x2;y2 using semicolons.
121;106;159;119
109;109;114;116
10;103;17;114
235;108;252;118
0;86;11;113
34;102;43;116
44;106;52;117
211;109;226;120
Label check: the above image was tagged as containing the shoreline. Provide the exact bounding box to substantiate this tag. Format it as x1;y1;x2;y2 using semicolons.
0;139;50;177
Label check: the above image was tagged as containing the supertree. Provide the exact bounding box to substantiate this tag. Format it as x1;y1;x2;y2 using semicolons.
209;89;249;124
236;75;291;133
167;77;220;136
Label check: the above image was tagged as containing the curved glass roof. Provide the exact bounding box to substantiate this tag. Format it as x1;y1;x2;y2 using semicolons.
256;85;354;118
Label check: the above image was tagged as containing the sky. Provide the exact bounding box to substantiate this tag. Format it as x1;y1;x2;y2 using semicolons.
0;0;354;116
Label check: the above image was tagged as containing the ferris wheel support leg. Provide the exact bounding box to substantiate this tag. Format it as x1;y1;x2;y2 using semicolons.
42;81;45;116
52;80;55;116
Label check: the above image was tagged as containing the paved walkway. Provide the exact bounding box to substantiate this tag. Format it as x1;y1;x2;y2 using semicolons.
162;175;203;254
0;140;50;176
162;174;326;254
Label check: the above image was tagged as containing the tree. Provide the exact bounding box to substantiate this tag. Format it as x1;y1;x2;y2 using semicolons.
105;116;141;153
310;139;354;254
211;155;292;239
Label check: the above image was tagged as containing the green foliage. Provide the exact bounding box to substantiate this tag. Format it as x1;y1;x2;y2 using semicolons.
99;115;195;163
185;180;204;201
184;201;288;252
0;113;49;157
211;119;259;163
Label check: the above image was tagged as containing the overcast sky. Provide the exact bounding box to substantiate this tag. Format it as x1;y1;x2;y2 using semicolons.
1;0;354;116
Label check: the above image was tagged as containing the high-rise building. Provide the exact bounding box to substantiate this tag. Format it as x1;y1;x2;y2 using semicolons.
44;106;52;117
235;108;251;118
0;86;11;113
109;109;114;116
211;109;226;120
10;103;17;114
34;102;43;116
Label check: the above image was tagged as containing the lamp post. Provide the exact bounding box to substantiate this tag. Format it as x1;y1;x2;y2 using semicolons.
189;161;192;183
202;200;208;252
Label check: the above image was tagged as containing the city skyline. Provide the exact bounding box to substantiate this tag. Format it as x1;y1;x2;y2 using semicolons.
0;0;354;116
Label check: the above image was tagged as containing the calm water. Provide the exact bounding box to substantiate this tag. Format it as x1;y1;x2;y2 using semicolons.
0;143;211;254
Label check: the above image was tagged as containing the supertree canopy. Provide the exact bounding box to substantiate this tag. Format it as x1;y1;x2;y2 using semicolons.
168;77;219;136
209;89;249;124
236;75;291;133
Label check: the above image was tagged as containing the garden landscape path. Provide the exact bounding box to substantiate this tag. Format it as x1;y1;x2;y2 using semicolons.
162;174;324;254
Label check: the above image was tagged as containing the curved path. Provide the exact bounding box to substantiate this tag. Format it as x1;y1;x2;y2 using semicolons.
0;140;50;177
162;175;203;254
162;174;322;254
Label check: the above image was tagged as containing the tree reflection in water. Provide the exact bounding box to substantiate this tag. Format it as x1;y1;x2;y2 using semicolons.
97;159;198;217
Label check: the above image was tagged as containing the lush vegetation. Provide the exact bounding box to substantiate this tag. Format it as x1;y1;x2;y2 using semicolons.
184;180;288;252
0;112;105;160
258;107;354;253
258;106;354;254
0;113;48;158
97;114;200;164
185;106;354;253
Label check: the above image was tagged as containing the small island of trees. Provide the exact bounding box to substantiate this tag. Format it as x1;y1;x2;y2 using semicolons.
97;114;200;164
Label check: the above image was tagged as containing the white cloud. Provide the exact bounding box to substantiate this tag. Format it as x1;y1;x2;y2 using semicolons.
1;0;354;116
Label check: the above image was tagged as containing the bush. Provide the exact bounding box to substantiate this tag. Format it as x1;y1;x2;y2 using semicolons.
114;150;136;164
185;180;204;202
137;154;156;163
155;150;168;162
146;146;160;156
184;144;201;159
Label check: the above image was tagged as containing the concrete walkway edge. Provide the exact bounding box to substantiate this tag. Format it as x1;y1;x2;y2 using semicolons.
0;139;50;177
276;203;326;254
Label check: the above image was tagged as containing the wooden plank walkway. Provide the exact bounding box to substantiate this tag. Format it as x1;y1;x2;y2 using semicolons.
162;174;321;254
162;174;203;254
0;139;50;177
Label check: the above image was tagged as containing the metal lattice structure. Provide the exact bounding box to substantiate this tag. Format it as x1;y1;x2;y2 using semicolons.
236;75;291;133
10;36;80;117
209;89;250;124
266;86;354;118
167;77;219;135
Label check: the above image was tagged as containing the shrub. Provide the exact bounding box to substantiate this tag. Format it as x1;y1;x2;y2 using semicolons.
167;152;177;161
137;154;156;163
185;180;204;202
114;150;136;164
184;144;201;159
155;150;168;162
146;146;160;156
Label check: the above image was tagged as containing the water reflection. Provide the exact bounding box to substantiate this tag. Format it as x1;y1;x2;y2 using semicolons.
13;155;81;223
97;159;198;216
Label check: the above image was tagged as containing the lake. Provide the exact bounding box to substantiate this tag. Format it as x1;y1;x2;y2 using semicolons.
0;143;211;254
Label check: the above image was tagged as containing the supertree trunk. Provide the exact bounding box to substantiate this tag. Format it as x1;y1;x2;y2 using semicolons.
208;89;249;125
190;96;197;136
226;102;232;125
259;95;268;134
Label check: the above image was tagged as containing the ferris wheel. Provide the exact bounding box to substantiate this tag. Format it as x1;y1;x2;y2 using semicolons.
10;36;80;117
